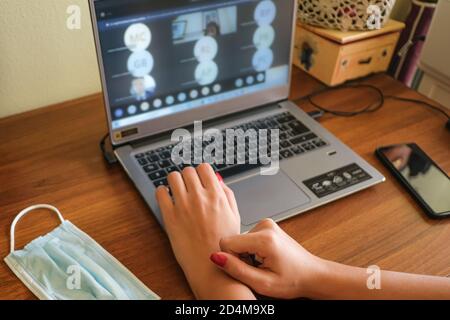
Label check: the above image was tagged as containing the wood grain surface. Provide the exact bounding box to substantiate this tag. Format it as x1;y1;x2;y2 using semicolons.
0;68;449;300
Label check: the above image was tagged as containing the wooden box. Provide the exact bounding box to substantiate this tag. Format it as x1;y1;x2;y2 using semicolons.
293;20;405;86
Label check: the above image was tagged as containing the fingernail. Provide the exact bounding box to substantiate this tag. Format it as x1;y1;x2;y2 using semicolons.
215;172;224;184
210;253;227;267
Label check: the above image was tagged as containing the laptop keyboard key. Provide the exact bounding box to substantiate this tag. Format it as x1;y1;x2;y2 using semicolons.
292;146;304;155
281;150;294;159
166;166;178;174
149;170;166;181
138;158;148;166
218;164;261;178
313;139;327;147
277;115;294;124
302;143;316;151
303;133;317;141
148;154;159;162
289;122;310;136
158;160;172;168
153;178;168;187
143;164;159;173
280;140;292;149
160;150;171;159
178;163;192;170
290;133;317;145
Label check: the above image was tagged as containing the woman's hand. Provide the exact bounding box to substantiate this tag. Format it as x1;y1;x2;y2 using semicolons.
155;163;255;299
210;218;327;299
212;219;450;300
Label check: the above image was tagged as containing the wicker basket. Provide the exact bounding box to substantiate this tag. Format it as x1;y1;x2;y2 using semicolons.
298;0;397;31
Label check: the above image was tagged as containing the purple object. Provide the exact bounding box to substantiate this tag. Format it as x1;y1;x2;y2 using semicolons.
389;1;436;87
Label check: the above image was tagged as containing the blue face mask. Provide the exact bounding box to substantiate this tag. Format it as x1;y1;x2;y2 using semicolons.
4;205;160;300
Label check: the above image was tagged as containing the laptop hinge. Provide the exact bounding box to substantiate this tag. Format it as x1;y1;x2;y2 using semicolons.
114;99;288;150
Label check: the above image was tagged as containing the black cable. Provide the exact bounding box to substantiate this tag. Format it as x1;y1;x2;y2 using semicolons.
294;82;450;122
385;95;450;120
100;133;108;154
293;83;385;117
307;110;325;119
306;84;385;117
100;133;118;165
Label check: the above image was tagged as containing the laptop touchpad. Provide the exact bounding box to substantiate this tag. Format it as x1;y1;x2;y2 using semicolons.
229;171;311;226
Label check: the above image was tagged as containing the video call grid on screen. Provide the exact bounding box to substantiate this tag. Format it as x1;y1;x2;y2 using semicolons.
94;0;293;129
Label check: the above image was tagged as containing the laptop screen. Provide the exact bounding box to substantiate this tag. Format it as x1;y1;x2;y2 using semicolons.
93;0;293;130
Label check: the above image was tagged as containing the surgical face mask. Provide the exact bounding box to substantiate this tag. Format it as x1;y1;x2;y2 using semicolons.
4;205;160;300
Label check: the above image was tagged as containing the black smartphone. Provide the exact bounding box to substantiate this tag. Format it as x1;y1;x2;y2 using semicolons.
375;143;450;219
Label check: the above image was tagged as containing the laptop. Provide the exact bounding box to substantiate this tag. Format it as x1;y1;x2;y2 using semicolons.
90;0;385;232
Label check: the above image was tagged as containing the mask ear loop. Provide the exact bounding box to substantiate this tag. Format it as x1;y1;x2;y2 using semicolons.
10;204;65;254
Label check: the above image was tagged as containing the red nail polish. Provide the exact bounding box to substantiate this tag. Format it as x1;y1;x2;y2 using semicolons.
215;172;224;183
210;253;227;267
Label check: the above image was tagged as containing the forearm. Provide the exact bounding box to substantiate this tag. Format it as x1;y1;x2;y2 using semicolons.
308;259;450;300
185;263;256;300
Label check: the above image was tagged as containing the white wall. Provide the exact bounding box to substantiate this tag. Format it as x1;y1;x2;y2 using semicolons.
391;0;412;21
0;0;101;118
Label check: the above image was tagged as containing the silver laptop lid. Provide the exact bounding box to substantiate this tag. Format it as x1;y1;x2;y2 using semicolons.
90;0;297;145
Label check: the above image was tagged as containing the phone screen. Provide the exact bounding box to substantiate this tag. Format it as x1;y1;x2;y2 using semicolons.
379;144;450;215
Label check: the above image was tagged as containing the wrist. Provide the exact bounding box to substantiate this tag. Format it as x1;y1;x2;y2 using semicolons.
183;258;255;300
298;256;334;299
178;247;216;275
184;262;218;298
302;258;365;299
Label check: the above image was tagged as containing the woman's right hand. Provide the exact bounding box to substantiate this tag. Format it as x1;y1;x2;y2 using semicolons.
210;219;327;299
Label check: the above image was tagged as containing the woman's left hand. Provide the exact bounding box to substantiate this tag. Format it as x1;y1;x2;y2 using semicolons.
156;163;253;299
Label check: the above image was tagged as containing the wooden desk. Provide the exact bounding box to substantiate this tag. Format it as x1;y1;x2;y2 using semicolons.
1;68;449;300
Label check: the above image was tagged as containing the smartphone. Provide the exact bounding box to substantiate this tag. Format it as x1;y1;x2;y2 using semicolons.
375;143;450;219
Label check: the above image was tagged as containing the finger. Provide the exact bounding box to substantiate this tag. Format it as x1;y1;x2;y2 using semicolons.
167;171;187;204
250;218;277;233
196;163;220;189
220;232;266;256
181;166;203;192
155;186;174;220
210;252;274;296
222;183;239;216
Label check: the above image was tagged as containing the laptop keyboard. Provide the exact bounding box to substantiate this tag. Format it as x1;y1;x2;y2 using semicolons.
134;112;328;187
